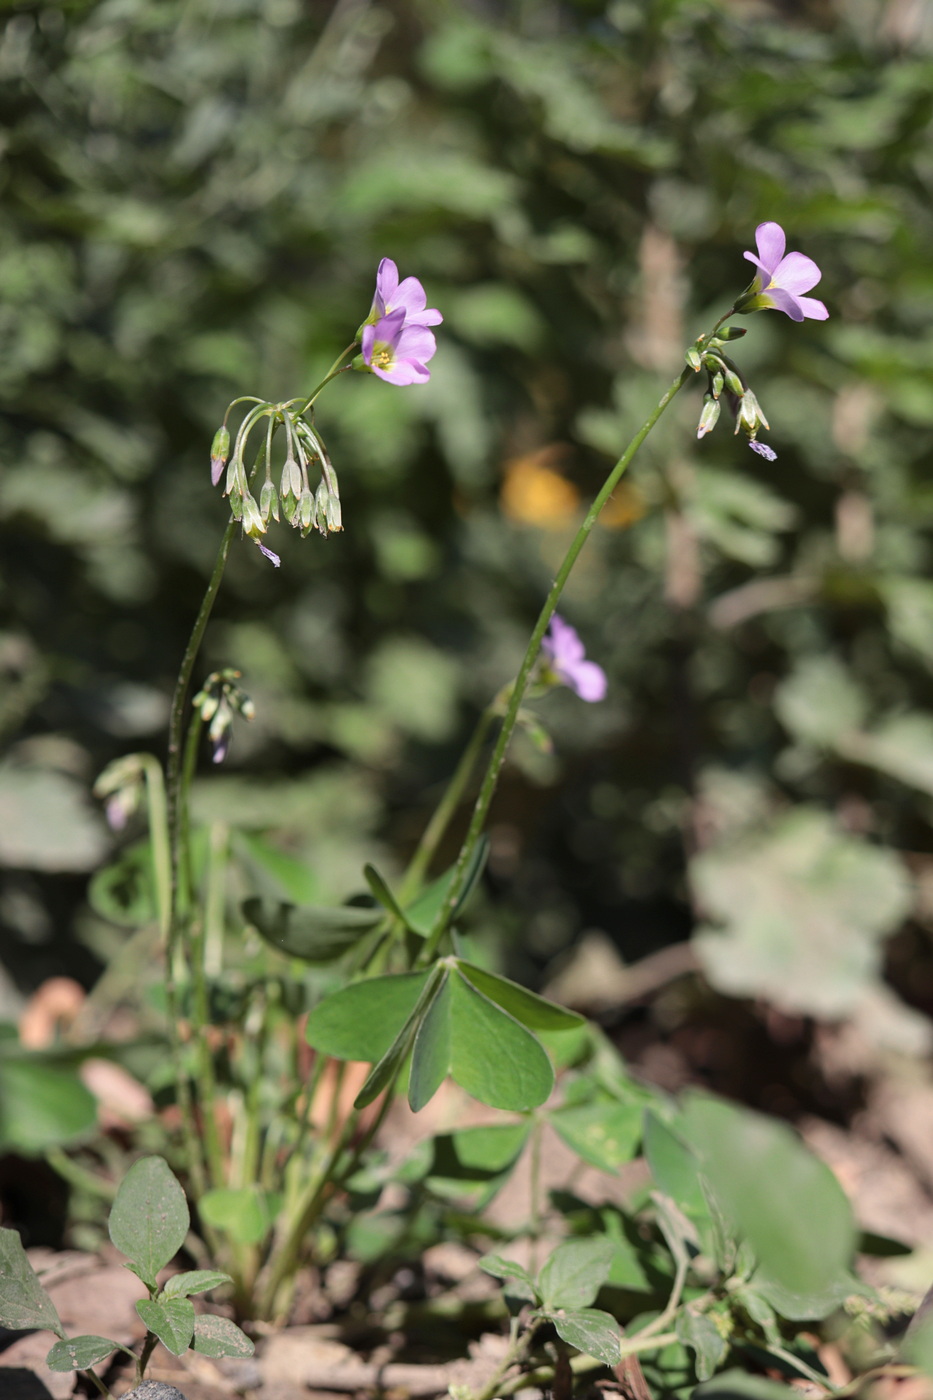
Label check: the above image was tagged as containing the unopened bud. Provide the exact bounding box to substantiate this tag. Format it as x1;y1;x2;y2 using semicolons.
241;493;265;537
260;479;279;522
697;394;721;439
737;388;770;435
298;489;315;531
711;326;747;342
210;426;230;486
701;353;725;375
281;457;302;500
325;491;342;533
724;369;744;396
315;481;330;533
711;370;724;399
685;346;702;372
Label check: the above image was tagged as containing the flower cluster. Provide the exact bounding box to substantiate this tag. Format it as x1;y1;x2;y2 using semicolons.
192;669;255;765
358;258;441;385
540;615;607;703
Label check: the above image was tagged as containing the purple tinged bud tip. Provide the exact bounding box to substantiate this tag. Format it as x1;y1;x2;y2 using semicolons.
749;440;778;461
258;542;281;567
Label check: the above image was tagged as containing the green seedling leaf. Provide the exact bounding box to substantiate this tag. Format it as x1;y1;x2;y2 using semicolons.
354;966;447;1108
550;1100;642;1171
753;1270;863;1321
449;1122;531;1173
0;1054;98;1154
676;1308;729;1381
191;1313;255;1359
456;960;583;1031
693;1370;798;1400
235;831;321;904
136;1296;195;1356
0;1227;64;1335
243;896;382;963
163;1269;232;1299
677;1094;855;1298
548;1307;620;1366
643;1110;709;1220
306;971;430;1062
537;1237;617;1311
735;1284;779;1341
109;1156;189;1290
479;1253;537;1302
199;1187;274;1246
364;863;409;923
447;970;554;1110
408;970;452;1111
403;835;490;936
46;1335;134;1371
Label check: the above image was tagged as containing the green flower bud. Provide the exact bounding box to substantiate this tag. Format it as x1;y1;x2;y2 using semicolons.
724;369;745;396
711;370;724;399
210;426;230;486
298;488;315;531
709;326;747;343
241;493;265;537
260;479;279;522
685;346;702;372
696;394;721;439
737;388;770;435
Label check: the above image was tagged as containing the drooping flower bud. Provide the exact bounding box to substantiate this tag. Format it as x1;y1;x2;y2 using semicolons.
241;493;265;537
697;394;721;439
736;388;770;435
723;368;745;397
210;426;230;487
260;479;279;522
685;346;702;372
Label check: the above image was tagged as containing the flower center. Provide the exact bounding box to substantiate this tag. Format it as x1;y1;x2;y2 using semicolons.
371;342;394;369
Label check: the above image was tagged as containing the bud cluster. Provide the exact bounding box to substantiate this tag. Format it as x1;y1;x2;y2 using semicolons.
93;753;147;832
192;669;255;765
208;400;343;567
685;326;776;459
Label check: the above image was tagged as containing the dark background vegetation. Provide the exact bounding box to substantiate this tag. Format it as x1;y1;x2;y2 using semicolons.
2;0;933;1112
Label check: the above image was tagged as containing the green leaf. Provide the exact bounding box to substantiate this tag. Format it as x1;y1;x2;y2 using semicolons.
677;1094;855;1300
652;1191;697;1269
676;1308;728;1382
109;1156;190;1290
773;655;868;748
46;1335;133;1371
753;1271;862;1321
456;960;583;1030
447;970;554;1110
549;1307;620;1366
408;970;452;1111
364;863;409;923
162;1269;232;1299
243;896;383;963
199;1187;274;1247
235;831;322;904
479;1253;537;1301
191;1313;255;1359
425;1122;530;1209
537;1237;617;1311
402;835;490;936
643;1111;710;1220
136;1296;195;1356
0;1227;64;1335
693;1370;799;1400
306;971;430;1063
550;1100;642;1171
0;1056;98;1154
353;966;447;1109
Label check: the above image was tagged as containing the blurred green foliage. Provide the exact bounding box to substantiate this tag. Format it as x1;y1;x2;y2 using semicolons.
2;0;933;1046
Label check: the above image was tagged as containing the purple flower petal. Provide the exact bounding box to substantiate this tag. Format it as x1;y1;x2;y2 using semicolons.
754;221;786;272
796;294;829;321
771;251;822;296
371;259;442;328
258;542;281;567
749;440;778;461
372;358;431;385
373;257;399;314
759;286;806;321
541;615;607;703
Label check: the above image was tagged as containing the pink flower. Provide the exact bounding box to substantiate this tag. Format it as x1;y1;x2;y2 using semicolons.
371;258;442;330
541;615;607;703
362;307;437;385
738;222;828;322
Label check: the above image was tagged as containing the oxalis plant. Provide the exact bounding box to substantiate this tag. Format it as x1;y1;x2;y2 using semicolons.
10;226;922;1394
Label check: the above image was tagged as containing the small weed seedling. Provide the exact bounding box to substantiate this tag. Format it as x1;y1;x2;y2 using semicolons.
0;1155;252;1397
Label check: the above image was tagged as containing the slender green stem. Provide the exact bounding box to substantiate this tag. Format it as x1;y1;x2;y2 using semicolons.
422;363;694;961
297;342;358;415
81;1367;112;1399
629;1246;690;1342
399;701;498;903
760;1342;836;1392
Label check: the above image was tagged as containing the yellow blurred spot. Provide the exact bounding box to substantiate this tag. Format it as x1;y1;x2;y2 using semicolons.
500;446;580;527
598;480;647;529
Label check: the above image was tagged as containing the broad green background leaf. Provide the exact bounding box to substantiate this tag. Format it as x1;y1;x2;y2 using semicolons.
109;1156;190;1288
199;1187;276;1246
550;1100;643;1171
456;961;583;1031
694;1370;799;1400
693;808;911;1016
0;1228;64;1335
643;1111;710;1221
0;1056;98;1154
408;971;452;1111
446;970;554;1110
677;1094;855;1299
